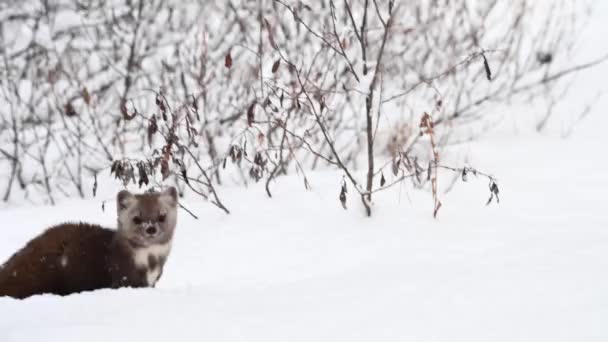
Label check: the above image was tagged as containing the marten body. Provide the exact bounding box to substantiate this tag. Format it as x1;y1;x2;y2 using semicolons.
0;187;177;299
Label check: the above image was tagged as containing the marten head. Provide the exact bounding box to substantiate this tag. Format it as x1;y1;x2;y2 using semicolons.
116;187;178;247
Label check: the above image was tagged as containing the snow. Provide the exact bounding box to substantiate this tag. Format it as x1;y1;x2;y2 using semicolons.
1;118;607;341
2;3;608;342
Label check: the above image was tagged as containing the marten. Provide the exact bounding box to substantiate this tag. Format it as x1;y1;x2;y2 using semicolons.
0;187;178;299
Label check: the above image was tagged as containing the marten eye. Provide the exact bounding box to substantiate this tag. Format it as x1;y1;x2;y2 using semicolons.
158;214;166;223
133;216;142;224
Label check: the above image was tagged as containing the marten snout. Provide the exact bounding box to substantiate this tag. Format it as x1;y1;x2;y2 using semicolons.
145;226;158;236
136;219;164;239
140;221;159;237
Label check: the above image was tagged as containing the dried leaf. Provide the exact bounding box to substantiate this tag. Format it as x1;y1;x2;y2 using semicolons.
419;112;433;133
229;146;237;163
64;102;77;117
247;102;256;126
225;51;233;69
192;95;198;112
340;37;348;49
120;99;136;120
482;53;492;81
380;173;386;187
490;181;500;203
271;58;280;73
110;161;118;176
264;18;277;48
160;158;170;180
137;162;149;188
339;183;347;209
148;115;158;145
392;158;400;176
82;87;91;106
486;193;494;205
92;173;98;197
433;201;442;218
537;52;553;65
181;168;189;185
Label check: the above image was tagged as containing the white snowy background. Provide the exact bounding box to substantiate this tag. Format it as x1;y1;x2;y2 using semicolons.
1;2;608;342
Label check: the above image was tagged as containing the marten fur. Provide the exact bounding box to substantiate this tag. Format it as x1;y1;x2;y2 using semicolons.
0;187;178;299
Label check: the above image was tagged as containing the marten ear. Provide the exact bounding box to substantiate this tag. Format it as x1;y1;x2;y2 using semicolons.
161;186;178;207
117;190;134;212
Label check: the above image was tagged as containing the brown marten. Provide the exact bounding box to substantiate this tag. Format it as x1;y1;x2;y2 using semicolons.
0;187;178;299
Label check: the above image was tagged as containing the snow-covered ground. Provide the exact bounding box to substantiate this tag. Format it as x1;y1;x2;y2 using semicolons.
2;4;608;342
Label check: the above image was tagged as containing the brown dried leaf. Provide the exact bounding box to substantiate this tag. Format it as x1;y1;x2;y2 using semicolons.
392;159;400;176
181;168;189;185
148;115;158;145
340;37;348;49
482;53;492;81
419;112;433;134
339;183;347;209
82;87;91;106
160;158;170;180
247;102;256;126
264;18;277;49
271;58;280;73
64;102;77;117
120;99;136;120
92;173;98;197
225;51;233;69
433;201;442;218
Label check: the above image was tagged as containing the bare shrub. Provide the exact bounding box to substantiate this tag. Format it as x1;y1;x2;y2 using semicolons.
0;0;605;217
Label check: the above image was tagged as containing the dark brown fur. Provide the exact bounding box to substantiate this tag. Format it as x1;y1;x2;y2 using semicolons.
0;223;154;299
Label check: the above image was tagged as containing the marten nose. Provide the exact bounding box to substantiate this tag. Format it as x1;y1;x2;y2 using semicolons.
145;226;158;236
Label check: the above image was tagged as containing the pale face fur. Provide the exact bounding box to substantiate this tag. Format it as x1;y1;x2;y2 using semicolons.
116;187;178;248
